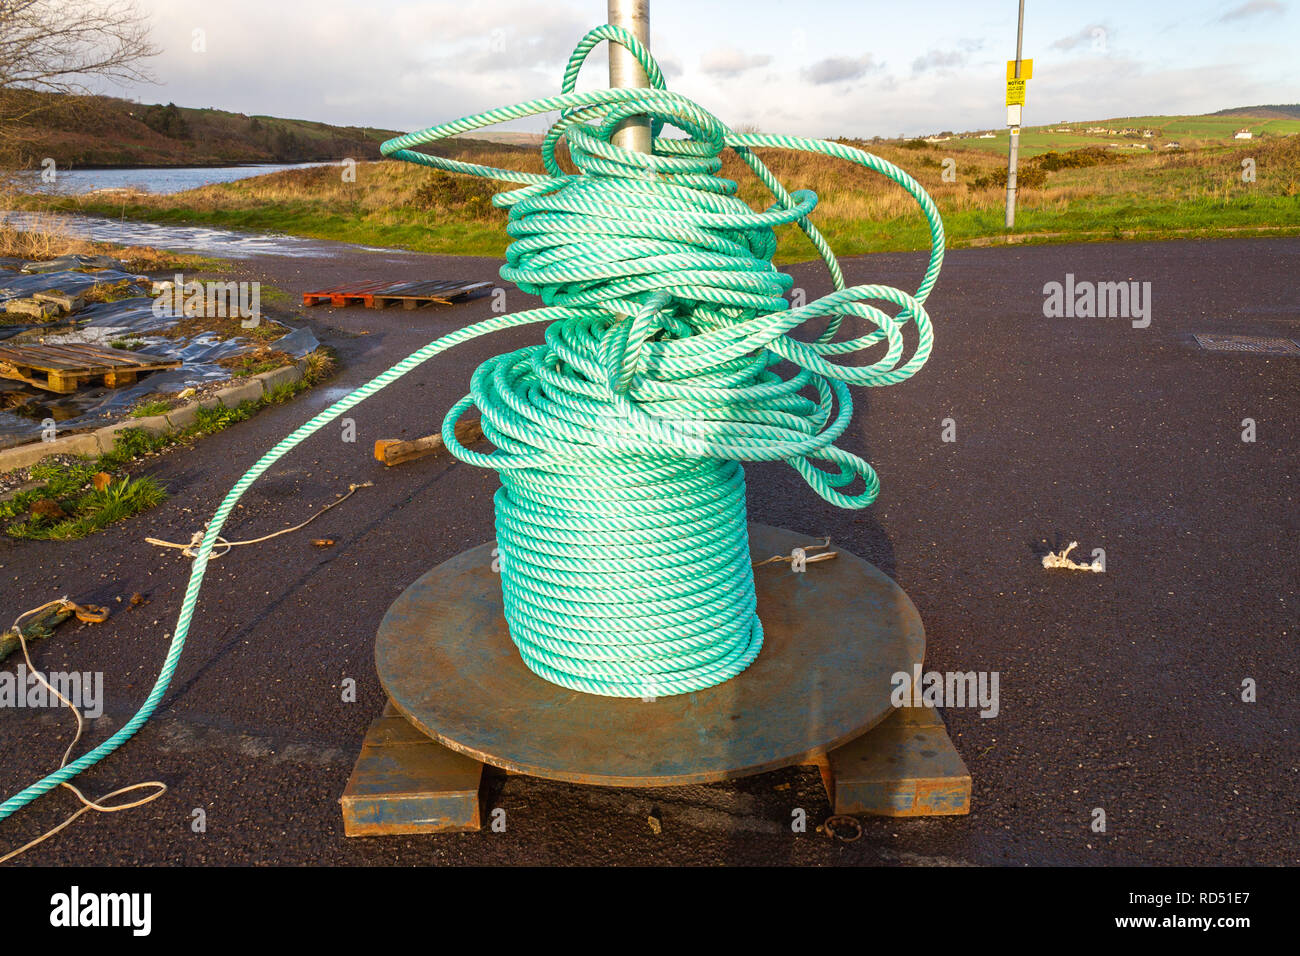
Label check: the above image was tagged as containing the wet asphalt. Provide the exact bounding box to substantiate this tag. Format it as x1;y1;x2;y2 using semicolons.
0;236;1296;866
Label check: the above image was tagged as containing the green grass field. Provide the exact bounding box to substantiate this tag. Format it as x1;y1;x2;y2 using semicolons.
955;113;1300;158
18;111;1300;263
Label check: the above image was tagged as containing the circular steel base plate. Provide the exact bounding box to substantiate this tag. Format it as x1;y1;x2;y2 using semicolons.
376;524;924;786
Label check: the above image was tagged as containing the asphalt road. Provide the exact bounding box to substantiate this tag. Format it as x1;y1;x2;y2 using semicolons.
1;236;1296;866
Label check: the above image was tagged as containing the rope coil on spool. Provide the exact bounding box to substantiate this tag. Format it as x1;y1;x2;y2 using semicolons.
0;24;944;822
385;26;944;695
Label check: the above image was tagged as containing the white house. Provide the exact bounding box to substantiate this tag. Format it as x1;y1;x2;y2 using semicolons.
1235;129;1253;140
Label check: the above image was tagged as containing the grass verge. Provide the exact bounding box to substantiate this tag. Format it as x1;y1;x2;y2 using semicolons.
1;347;336;540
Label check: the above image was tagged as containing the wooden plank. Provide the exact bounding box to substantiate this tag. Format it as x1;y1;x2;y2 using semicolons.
0;361;48;391
52;344;135;364
102;369;137;387
41;348;135;370
371;295;456;309
373;419;484;467
46;370;81;393
0;348;78;371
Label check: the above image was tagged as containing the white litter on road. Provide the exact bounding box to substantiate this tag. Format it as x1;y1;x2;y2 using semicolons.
1042;541;1104;573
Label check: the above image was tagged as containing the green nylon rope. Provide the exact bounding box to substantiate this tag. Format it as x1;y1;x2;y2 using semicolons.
0;24;942;819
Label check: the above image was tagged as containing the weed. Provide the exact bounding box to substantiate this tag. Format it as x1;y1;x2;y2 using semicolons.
130;399;171;418
6;475;167;540
302;346;336;384
83;279;138;303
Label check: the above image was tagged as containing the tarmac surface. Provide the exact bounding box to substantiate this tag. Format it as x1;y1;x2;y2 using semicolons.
1;236;1296;866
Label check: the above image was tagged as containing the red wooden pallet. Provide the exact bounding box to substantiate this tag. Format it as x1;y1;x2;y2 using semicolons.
301;280;397;308
302;280;490;310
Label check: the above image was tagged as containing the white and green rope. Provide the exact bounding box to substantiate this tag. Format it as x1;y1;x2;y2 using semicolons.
0;24;942;821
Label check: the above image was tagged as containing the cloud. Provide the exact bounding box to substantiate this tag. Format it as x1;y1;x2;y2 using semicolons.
1051;24;1112;52
89;0;1297;146
698;46;771;78
1219;1;1285;21
910;49;967;75
802;55;878;85
655;54;683;78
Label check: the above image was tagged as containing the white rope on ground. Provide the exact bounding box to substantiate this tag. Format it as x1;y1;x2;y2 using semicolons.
145;481;373;559
0;600;167;864
1042;541;1104;572
753;537;837;568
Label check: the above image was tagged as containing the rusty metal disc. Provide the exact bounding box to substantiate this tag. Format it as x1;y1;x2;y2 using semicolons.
376;523;924;786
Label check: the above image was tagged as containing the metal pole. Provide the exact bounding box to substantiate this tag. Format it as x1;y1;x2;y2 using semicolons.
608;0;652;154
1005;0;1024;230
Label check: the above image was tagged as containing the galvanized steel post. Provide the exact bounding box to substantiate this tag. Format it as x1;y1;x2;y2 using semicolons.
1005;0;1025;230
608;0;652;155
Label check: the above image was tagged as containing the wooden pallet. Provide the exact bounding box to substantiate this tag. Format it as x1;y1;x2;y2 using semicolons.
0;343;181;393
301;280;396;308
371;280;491;310
302;279;490;310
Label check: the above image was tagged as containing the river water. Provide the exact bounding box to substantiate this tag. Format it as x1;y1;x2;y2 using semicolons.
17;162;336;195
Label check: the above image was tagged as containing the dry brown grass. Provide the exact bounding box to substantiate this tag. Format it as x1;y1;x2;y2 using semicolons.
0;190;77;259
1;186;216;270
27;132;1300;260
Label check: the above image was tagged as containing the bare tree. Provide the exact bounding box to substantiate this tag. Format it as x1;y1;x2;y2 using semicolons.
0;0;158;161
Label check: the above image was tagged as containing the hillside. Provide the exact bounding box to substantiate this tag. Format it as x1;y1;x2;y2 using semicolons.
1211;104;1300;120
1;91;400;168
943;110;1300;158
7;94;1296;170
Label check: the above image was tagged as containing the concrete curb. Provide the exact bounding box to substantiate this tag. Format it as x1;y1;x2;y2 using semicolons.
0;361;306;475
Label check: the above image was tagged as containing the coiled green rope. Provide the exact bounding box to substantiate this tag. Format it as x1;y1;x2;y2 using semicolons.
0;24;942;819
393;26;943;696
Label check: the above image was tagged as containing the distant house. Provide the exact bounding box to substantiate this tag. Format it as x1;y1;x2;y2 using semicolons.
1164;141;1182;150
978;132;996;139
1234;129;1253;140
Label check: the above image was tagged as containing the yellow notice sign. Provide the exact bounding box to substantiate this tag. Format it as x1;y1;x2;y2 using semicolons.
1006;59;1033;80
1006;77;1027;106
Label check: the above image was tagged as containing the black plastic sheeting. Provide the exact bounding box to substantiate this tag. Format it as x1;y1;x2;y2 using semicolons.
18;254;128;274
0;267;145;309
0;268;318;448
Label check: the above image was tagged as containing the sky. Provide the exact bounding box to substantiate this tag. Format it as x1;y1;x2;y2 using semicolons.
105;0;1299;138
